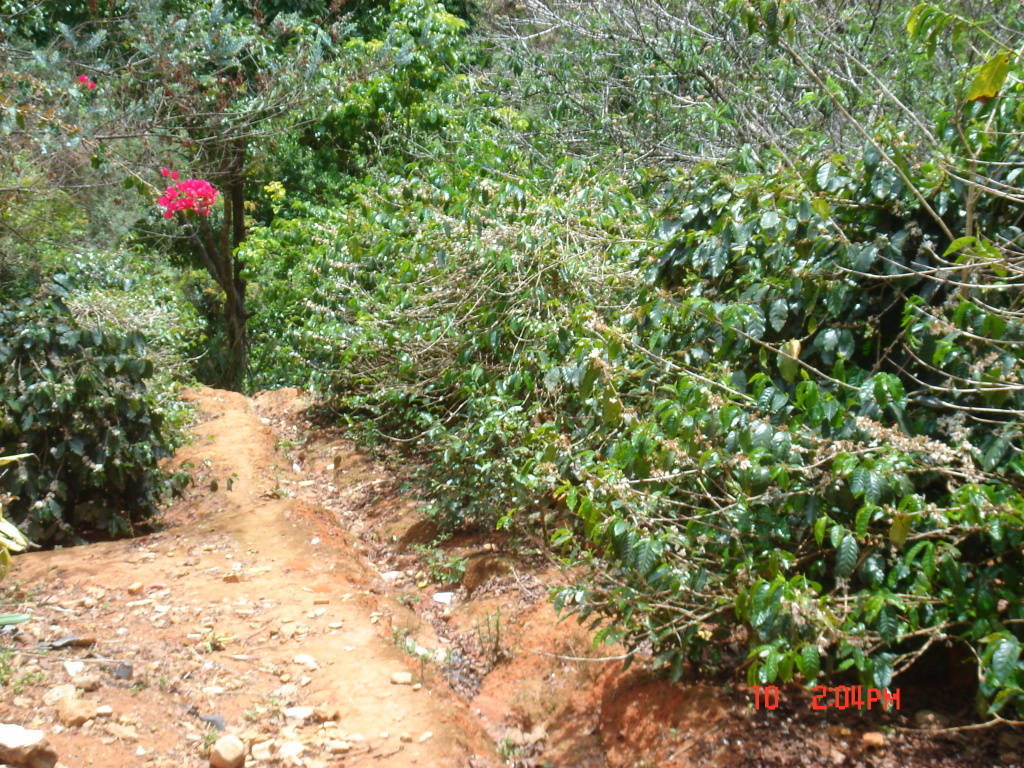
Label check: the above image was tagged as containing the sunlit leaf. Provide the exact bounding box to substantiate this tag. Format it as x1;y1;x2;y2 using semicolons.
966;52;1011;103
778;338;801;382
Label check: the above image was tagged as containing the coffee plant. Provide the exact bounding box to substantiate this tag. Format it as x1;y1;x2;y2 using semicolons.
0;280;186;546
253;0;1024;720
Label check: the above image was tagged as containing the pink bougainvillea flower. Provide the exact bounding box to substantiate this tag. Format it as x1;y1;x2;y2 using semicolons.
87;81;96;90
157;176;219;218
161;168;171;177
77;74;90;83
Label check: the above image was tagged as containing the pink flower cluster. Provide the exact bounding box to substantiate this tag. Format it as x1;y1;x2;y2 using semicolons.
157;171;219;218
76;74;97;90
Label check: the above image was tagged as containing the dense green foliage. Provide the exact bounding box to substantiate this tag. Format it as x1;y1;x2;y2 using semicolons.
5;0;1024;723
0;280;187;544
0;0;401;545
233;0;1024;719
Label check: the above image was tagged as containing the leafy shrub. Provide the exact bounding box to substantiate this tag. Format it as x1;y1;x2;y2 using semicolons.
166;0;1024;722
535;5;1024;715
0;163;91;303
61;249;204;432
0;455;33;627
294;134;649;530
296;0;466;175
550;153;1024;707
271;7;1024;720
240;190;331;391
0;279;186;546
0;456;32;580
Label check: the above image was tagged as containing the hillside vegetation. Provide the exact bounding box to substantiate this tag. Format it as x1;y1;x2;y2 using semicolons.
2;0;1024;720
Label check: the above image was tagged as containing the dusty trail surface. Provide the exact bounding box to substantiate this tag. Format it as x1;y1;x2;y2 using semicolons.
0;388;494;768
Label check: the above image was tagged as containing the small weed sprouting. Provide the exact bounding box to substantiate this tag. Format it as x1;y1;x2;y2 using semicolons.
201;729;218;754
474;607;507;668
2;661;46;695
392;626;417;656
398;593;423;608
411;544;467;585
497;736;525;762
276;437;302;453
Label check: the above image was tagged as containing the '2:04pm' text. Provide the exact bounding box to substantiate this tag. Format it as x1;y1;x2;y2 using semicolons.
751;685;901;710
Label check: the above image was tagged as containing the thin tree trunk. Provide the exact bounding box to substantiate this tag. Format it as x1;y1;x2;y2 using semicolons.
187;139;250;391
197;206;247;392
224;139;249;390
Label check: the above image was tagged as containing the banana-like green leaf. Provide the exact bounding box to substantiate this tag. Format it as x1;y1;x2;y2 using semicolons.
0;453;32;466
0;516;30;553
778;338;801;383
0;613;31;626
0;456;32;559
967;52;1011;103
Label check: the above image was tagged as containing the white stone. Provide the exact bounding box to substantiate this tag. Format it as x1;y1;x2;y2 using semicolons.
209;734;246;768
292;654;319;671
63;661;85;677
56;697;99;727
431;592;454;605
413;645;434;660
0;723;59;768
42;684;77;705
390;672;413;686
251;740;276;761
282;707;314;722
278;741;305;759
272;684;300;704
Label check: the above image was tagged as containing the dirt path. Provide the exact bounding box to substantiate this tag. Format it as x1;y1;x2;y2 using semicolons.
0;388;496;768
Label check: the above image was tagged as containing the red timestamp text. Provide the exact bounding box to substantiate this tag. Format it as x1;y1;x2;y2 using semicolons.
751;685;901;711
